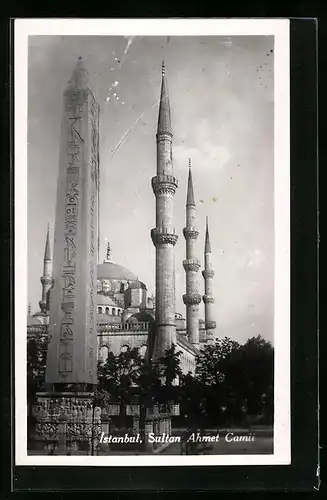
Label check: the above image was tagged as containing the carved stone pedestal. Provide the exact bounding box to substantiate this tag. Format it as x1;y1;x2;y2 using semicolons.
33;392;101;455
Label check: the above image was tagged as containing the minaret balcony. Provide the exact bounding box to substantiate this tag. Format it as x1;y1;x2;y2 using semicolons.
205;320;216;330
151;174;178;196
183;227;199;240
156;131;173;141
183;258;201;272
40;276;54;287
183;293;202;306
203;294;215;304
151;227;178;246
202;269;215;279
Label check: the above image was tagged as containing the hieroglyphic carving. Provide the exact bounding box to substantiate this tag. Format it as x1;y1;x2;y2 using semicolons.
87;96;99;380
58;90;84;376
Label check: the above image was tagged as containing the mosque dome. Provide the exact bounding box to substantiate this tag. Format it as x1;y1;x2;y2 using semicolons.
27;315;43;326
97;261;137;281
128;280;147;290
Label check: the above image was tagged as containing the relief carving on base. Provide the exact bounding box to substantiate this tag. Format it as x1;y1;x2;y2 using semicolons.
34;396;102;443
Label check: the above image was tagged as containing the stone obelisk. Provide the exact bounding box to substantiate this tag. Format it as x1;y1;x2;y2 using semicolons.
151;61;178;360
35;58;101;454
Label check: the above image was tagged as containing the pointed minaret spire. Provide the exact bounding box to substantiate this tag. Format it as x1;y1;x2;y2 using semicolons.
44;223;51;261
39;225;53;315
202;217;216;343
157;60;172;136
205;216;211;253
183;159;201;347
106;241;111;261
186;158;195;207
103;238;112;262
69;56;89;89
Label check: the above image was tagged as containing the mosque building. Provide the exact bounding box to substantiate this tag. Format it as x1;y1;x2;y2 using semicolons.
27;59;217;376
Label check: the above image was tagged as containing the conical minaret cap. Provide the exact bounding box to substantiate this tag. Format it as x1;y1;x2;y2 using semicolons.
44;224;51;261
186;158;195;207
69;56;89;89
157;60;172;135
205;217;211;253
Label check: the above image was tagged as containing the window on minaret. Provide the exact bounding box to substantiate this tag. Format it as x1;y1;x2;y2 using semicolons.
117;310;121;316
105;307;109;315
98;307;102;314
112;308;116;316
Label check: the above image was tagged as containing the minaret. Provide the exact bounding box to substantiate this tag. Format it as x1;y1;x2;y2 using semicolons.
202;217;216;342
151;61;178;359
183;159;201;347
39;224;53;314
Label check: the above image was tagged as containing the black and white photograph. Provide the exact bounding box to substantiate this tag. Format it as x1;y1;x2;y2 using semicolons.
15;19;290;466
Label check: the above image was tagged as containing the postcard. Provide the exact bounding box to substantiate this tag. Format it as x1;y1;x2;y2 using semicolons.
15;18;290;466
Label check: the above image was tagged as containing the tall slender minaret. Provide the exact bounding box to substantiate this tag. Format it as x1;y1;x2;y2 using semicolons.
151;61;178;359
182;159;201;347
39;224;53;314
202;217;216;342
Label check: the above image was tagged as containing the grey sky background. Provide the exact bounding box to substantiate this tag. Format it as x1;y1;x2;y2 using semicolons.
27;35;274;343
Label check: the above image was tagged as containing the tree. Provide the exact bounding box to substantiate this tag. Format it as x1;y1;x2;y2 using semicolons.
97;346;142;426
225;335;274;422
27;334;48;441
156;344;183;407
195;337;241;386
191;336;274;426
97;344;183;431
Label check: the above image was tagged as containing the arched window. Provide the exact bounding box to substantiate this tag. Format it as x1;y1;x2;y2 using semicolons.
117;309;121;316
112;308;116;316
97;306;102;314
105;307;109;315
99;345;108;363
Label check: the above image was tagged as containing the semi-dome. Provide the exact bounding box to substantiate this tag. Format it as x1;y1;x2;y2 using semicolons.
97;261;137;281
127;311;155;323
128;280;147;290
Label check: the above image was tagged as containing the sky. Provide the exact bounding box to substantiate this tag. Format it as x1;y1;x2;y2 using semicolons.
27;34;274;343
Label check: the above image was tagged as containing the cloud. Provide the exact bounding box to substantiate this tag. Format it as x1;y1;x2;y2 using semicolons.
243;248;266;269
173;118;231;171
174;143;230;171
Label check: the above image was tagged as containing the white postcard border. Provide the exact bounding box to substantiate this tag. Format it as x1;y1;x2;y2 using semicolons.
14;18;290;466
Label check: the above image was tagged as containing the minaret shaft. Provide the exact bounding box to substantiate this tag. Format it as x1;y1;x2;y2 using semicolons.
183;163;201;347
151;63;178;359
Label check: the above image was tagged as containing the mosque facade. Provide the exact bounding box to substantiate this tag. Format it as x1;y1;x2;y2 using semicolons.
27;59;217;377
